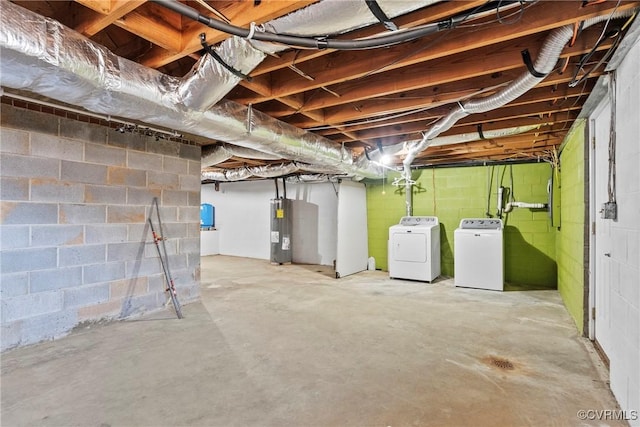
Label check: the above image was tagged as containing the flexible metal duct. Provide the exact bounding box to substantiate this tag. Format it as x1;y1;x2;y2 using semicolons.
202;161;346;181
178;0;443;110
201;146;234;166
179;36;265;111
201;144;283;168
362;124;547;164
0;0;446;181
400;8;637;215
0;0;387;179
286;175;337;184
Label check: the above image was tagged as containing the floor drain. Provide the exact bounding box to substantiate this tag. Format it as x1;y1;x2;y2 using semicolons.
491;358;514;370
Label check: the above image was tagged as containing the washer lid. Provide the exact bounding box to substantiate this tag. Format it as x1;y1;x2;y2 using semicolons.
458;218;503;230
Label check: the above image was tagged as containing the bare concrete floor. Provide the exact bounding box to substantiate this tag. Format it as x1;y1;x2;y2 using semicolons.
1;255;623;427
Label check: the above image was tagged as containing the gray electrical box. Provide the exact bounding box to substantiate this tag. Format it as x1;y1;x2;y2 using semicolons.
270;198;292;264
602;201;617;220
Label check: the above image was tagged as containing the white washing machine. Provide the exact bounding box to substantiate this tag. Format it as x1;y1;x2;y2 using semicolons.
388;216;441;282
454;218;504;291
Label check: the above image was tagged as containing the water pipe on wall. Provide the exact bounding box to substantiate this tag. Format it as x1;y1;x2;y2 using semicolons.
503;201;548;213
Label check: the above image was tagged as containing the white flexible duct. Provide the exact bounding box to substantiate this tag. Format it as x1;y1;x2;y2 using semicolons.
400;8;637;215
411;124;546;148
363;123;547;164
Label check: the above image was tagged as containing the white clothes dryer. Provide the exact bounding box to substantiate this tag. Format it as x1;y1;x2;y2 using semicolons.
388;216;441;282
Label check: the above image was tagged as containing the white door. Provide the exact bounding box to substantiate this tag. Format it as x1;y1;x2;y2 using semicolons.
335;181;368;278
592;99;613;357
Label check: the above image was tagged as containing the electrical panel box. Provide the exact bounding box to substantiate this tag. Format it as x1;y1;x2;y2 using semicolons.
602;201;617;220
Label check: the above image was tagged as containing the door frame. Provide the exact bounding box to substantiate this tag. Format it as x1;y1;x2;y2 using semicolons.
587;95;611;343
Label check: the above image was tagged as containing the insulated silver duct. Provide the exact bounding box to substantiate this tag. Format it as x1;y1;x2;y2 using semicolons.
179;36;265;111
400;8;637;215
201;161;346;181
201;144;282;168
178;0;444;109
286;175;337;184
0;0;385;179
0;0;447;181
201;146;234;166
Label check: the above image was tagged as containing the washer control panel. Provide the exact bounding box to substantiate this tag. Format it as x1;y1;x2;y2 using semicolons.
399;216;439;226
459;218;503;230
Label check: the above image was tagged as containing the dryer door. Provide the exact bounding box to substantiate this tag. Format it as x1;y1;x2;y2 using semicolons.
392;231;427;263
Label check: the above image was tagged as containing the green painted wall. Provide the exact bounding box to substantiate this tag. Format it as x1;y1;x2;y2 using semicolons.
367;163;557;287
555;120;586;333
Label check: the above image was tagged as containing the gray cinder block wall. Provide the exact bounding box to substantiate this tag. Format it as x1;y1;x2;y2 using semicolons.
0;102;201;351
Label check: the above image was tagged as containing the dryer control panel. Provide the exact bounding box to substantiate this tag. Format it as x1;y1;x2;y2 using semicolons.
399;216;439;226
458;218;503;230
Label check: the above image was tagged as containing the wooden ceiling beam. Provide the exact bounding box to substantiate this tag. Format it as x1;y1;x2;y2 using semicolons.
250;1;634;101
138;1;317;69
272;26;611;122
315;73;596;130
246;0;488;77
316;77;596;139
327;112;579;146
418;135;563;159
440;119;575;139
349;115;574;149
74;0;147;37
349;102;582;142
74;0;112;14
106;2;183;52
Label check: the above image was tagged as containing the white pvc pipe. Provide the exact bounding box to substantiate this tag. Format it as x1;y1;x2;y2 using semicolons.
503;201;548;213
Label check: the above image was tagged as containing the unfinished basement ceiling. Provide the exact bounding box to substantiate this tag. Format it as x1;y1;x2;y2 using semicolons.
3;0;639;177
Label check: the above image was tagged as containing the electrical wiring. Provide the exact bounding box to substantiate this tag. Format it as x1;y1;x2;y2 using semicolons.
569;11;636;87
495;0;526;25
152;0;458;50
455;0;539;29
151;0;525;51
355;2;526;80
337;1;536;117
569;0;622;86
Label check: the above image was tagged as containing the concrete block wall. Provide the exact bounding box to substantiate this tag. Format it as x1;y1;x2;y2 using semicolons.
605;38;640;423
556;121;586;333
1;103;201;351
